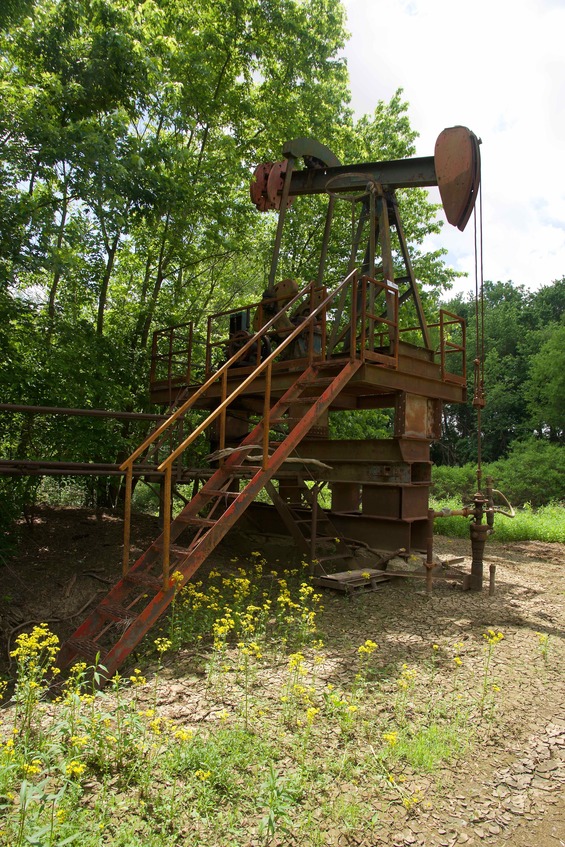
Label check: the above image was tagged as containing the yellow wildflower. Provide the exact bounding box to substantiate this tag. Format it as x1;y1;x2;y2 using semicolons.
66;760;86;778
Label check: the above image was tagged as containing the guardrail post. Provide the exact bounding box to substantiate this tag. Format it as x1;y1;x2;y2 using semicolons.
350;272;358;360
262;361;272;470
122;464;133;576
219;370;227;461
162;464;172;591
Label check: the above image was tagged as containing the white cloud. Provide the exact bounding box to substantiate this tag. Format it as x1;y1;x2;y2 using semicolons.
342;0;565;293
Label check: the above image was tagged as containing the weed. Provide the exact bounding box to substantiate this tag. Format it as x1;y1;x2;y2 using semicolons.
257;762;295;844
535;631;550;664
479;629;504;717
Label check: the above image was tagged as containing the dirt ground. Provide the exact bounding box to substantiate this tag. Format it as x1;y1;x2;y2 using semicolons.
1;506;564;846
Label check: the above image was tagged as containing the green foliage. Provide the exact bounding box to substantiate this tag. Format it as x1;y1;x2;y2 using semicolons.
0;0;36;29
329;408;392;440
432;439;565;509
526;320;565;438
431;464;478;503
439;279;565;465
0;0;455;530
490;439;565;508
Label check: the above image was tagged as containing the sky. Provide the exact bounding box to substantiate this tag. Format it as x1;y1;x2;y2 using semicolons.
341;0;565;296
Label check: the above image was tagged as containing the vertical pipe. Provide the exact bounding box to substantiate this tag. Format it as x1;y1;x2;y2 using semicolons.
162;464;172;591
219;370;227;461
425;508;435;594
489;564;496;596
122;463;133;576
350;271;358;360
469;521;488;591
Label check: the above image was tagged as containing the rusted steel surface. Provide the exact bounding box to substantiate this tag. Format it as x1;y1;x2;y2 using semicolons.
434;126;481;231
0;460;162;477
0;404;166;420
276;156;439;197
252;127;481;232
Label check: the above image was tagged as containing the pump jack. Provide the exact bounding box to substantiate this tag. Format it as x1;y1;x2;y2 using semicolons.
56;125;493;679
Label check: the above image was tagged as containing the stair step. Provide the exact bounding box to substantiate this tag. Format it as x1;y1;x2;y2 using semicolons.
70;638;107;661
175;516;216;527
99;602;135;623
124;571;163;591
297;375;334;386
172;544;195;559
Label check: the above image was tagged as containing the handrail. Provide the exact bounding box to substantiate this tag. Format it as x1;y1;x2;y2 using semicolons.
119;276;340;472
157;269;358;472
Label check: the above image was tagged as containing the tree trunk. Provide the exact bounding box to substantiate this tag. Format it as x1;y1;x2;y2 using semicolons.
96;232;120;336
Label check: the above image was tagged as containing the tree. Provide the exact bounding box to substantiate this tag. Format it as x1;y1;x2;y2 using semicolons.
437;278;565;465
526;320;565;441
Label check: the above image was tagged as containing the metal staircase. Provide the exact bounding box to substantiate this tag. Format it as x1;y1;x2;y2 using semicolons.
56;273;367;678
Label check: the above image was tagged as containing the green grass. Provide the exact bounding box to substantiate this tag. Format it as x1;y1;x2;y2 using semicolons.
395;723;469;772
431;499;564;543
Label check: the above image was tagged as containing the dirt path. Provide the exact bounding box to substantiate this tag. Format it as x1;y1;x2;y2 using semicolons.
1;506;564;846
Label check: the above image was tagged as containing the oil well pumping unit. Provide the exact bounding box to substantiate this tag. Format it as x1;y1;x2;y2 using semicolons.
45;125;507;676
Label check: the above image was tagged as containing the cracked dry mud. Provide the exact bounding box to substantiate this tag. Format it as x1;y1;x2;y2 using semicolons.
1;506;564;846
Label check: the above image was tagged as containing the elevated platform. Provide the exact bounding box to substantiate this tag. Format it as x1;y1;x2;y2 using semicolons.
150;340;466;409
